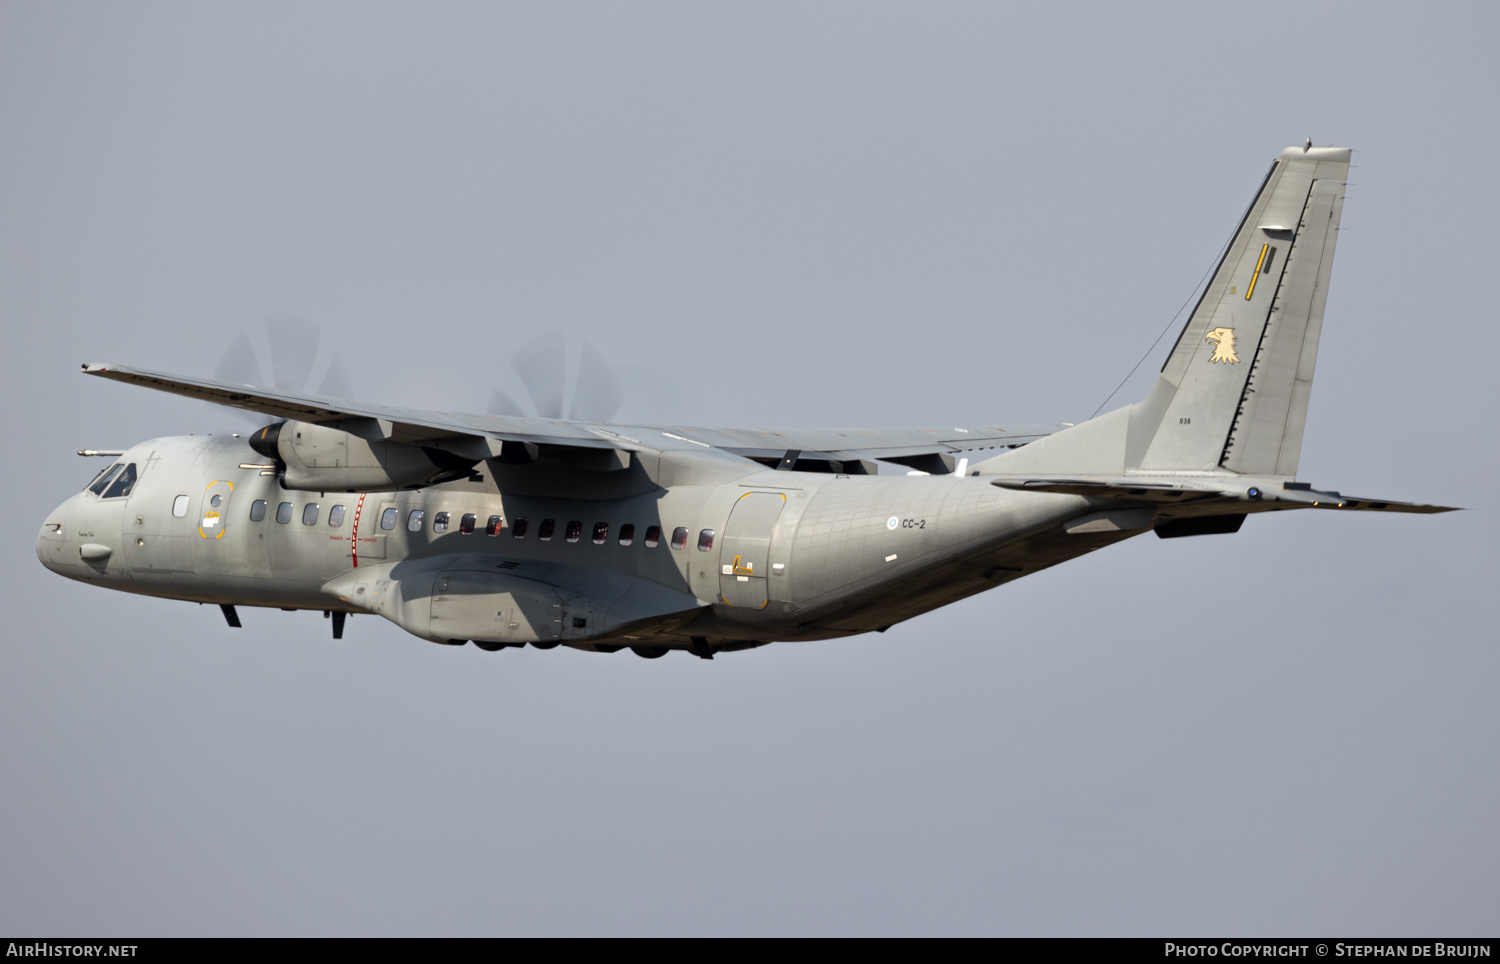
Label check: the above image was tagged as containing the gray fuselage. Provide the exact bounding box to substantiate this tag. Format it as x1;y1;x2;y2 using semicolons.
39;434;1116;652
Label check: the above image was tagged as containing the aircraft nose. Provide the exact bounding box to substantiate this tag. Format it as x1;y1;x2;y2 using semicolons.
35;494;77;574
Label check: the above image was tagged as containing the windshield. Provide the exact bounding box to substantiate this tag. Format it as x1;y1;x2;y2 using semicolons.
84;463;118;493
101;463;138;499
88;463;123;496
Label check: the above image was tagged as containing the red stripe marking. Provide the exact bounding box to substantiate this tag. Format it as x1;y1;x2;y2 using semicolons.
350;492;367;568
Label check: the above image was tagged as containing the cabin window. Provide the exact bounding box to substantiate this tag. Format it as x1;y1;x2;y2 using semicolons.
407;509;424;532
209;494;223;508
644;525;660;548
459;513;477;535
538;518;555;540
512;517;529;538
485;515;503;536
249;500;267;522
697;529;715;551
592;522;609;544
302;504;320;526
670;526;688;550
89;464;123;496
102;463;138;499
328;505;346;528
618;524;635;546
276;502;294;524
565;520;582;543
173;495;191;518
380;507;398;530
433;511;450;533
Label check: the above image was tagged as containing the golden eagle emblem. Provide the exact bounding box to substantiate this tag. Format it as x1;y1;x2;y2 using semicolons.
1205;327;1240;364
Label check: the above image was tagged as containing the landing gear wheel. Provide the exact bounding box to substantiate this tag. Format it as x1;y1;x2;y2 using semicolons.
630;645;669;659
474;640;505;652
531;638;561;650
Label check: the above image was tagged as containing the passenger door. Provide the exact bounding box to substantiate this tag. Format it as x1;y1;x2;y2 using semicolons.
190;479;237;571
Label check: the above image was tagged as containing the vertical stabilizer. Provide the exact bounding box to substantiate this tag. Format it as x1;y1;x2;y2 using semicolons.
1138;145;1348;475
976;144;1348;480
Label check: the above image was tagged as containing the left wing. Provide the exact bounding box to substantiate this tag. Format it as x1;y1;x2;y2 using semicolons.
82;362;619;452
82;363;1062;467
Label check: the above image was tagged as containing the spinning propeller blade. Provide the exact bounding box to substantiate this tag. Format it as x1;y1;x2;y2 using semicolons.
208;315;354;428
486;333;627;423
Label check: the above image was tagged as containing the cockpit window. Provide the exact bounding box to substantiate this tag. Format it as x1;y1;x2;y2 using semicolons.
89;463;123;496
101;463;138;500
85;463;120;493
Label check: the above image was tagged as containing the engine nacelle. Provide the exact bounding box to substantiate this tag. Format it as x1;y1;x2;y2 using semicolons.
249;420;474;492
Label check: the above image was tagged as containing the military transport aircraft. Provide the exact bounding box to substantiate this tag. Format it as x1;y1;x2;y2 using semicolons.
37;144;1456;659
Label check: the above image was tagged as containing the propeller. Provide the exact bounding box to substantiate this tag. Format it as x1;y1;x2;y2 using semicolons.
208;314;355;429
208;321;626;433
486;334;626;423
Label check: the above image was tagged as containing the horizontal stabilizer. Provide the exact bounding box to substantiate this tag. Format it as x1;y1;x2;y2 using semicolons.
1264;485;1459;514
991;477;1460;513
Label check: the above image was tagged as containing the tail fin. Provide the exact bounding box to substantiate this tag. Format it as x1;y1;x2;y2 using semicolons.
978;144;1349;479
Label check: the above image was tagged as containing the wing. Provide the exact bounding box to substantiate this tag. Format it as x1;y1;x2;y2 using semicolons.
81;363;1062;466
83;362;618;452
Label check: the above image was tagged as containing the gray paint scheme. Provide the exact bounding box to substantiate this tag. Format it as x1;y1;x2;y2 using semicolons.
38;146;1455;658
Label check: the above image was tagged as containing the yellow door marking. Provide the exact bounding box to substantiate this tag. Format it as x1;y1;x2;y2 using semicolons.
199;479;234;538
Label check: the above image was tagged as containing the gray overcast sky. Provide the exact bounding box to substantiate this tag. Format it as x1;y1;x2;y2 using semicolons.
2;1;1496;936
